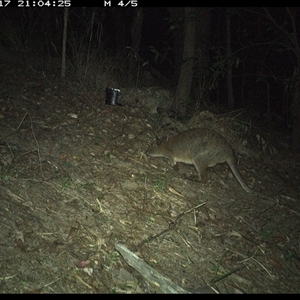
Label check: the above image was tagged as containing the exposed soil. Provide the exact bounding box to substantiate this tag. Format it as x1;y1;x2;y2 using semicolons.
0;59;299;294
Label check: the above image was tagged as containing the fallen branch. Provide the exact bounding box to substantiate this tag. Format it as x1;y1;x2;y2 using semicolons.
115;243;190;294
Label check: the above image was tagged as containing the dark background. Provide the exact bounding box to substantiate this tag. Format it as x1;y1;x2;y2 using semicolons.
0;6;297;135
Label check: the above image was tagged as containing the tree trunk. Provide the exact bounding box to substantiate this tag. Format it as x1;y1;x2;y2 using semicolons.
167;7;184;85
226;8;234;109
175;7;195;118
293;78;300;149
112;8;127;53
129;7;144;86
61;7;68;79
194;7;211;110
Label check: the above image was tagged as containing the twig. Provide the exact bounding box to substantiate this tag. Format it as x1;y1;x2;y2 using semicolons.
0;112;28;140
27;111;42;166
135;202;207;250
210;266;244;285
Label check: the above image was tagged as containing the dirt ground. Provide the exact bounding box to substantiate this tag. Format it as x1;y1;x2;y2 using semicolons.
0;59;299;294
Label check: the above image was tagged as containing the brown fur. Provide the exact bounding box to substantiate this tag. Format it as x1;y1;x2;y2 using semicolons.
148;128;257;195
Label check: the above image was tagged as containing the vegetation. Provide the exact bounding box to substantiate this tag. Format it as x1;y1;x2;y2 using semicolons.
0;7;299;293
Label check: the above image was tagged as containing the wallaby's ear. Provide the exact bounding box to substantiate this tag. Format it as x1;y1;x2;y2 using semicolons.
160;135;169;144
155;135;169;147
